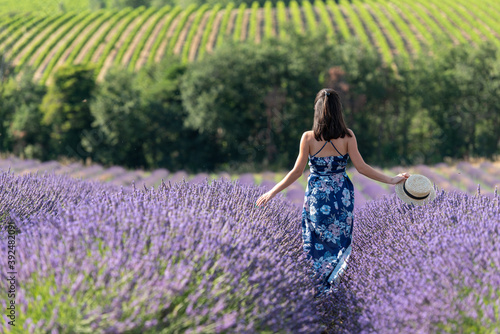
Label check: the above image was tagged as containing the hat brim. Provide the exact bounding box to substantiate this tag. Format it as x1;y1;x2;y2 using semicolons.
394;181;436;206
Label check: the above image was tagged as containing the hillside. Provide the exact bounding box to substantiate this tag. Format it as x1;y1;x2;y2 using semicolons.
1;0;499;84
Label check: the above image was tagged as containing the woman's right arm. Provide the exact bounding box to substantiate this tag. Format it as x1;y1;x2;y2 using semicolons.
346;129;408;185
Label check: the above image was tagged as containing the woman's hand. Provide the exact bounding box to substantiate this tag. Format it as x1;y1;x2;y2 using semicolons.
255;191;276;208
390;172;410;185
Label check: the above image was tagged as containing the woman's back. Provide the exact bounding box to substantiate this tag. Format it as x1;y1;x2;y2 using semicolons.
306;131;348;157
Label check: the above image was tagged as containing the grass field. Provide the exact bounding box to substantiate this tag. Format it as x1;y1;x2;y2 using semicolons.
0;0;88;14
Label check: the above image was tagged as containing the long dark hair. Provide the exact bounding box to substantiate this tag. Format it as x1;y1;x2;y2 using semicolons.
313;88;351;141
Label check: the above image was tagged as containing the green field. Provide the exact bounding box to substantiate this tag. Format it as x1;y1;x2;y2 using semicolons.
1;0;499;84
0;0;88;14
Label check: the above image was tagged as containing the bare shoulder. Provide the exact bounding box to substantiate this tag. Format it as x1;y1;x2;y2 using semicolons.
302;130;314;142
347;128;355;137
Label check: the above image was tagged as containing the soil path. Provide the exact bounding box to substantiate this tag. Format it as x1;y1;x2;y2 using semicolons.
255;8;263;43
12;14;73;64
155;14;180;63
239;8;251;42
55;15;106;67
34;14;97;81
134;12;170;70
173;12;196;55
206;10;224;53
225;9;238;38
98;14;146;81
121;11;159;67
74;20;113;63
188;10;211;61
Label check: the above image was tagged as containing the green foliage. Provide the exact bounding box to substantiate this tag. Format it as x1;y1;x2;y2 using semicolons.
0;54;15;152
111;0;150;8
181;33;331;169
276;1;287;40
301;0;317;32
78;57;217;171
85;66;146;167
289;0;304;34
89;0;108;10
32;12;91;70
4;69;48;159
0;0;87;14
65;10;116;65
321;39;408;165
0;14;36;47
135;57;218;171
327;0;349;42
2;17;500;172
8;14;61;62
314;0;335;41
40;64;96;161
419;42;500;160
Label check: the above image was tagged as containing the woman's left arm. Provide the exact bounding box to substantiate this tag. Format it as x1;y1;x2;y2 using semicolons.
255;132;309;207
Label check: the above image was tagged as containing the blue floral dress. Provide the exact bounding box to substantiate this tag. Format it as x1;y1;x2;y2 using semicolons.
302;140;354;296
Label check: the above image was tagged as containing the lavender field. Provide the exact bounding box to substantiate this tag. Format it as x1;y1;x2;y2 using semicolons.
1;156;499;209
0;169;499;333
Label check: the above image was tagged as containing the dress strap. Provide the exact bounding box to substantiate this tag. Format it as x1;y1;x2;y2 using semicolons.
329;141;343;156
311;141;329;157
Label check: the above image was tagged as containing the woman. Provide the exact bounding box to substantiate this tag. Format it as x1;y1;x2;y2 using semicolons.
256;88;409;296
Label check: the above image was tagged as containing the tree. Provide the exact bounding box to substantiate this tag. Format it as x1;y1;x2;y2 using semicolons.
40;64;96;161
4;69;48;159
0;52;14;152
85;66;146;167
181;34;330;171
420;42;500;161
135;57;218;171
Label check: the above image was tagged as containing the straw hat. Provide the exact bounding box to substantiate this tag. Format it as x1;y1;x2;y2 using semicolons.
395;174;436;205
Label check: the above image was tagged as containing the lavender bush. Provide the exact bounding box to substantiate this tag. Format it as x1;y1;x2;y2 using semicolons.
0;171;118;231
0;172;326;333
140;168;170;188
1;169;500;333
340;188;500;333
70;165;105;180
457;162;499;191
237;173;255;187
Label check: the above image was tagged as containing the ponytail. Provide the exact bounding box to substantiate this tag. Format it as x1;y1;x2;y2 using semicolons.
323;90;330;122
312;88;351;141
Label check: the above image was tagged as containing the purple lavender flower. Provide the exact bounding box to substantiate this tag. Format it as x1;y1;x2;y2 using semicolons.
0;172;323;333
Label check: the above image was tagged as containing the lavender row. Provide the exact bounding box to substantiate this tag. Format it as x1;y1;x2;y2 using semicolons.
336;190;500;333
0;172;326;333
0;171;119;230
456;161;499;190
2;157;500;207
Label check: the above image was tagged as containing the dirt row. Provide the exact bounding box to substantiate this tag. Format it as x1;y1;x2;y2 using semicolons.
8;1;500;83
